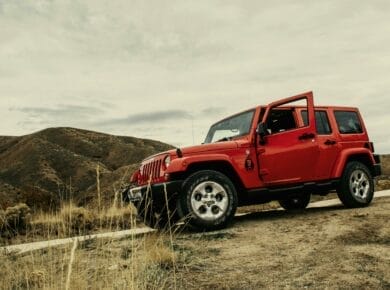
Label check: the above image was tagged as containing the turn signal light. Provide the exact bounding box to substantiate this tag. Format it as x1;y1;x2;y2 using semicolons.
245;158;254;170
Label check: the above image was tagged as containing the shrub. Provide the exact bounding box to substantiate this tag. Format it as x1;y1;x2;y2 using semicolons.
0;203;31;237
60;204;96;235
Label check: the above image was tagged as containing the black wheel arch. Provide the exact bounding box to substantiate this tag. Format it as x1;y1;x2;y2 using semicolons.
343;153;377;177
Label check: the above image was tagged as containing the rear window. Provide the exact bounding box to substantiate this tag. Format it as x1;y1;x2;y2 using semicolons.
334;111;363;134
301;110;332;135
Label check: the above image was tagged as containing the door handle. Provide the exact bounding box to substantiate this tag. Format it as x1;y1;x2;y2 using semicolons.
298;132;315;140
324;139;337;145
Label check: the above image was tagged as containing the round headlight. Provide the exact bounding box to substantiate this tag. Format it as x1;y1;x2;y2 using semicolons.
164;155;171;168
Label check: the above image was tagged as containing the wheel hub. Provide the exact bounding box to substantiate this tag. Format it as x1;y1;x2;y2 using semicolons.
190;181;229;221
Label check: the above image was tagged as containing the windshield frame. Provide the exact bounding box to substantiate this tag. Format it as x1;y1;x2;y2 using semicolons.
204;109;256;144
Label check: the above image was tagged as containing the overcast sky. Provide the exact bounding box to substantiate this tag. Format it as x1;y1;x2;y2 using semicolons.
0;1;389;153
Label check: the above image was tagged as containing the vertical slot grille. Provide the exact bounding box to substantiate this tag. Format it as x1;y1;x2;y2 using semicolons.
141;159;162;182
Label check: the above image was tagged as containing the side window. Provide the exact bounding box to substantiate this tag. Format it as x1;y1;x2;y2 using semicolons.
267;109;297;134
334;111;363;134
301;110;332;135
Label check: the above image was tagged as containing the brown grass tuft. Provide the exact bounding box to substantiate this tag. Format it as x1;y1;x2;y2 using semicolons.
25;270;46;288
145;235;177;270
101;205;136;229
60;204;97;234
27;202;137;240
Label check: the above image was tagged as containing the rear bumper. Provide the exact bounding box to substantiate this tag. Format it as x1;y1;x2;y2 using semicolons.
127;180;183;203
373;164;382;177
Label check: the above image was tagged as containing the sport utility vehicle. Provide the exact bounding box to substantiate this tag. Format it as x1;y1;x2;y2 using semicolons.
124;91;381;230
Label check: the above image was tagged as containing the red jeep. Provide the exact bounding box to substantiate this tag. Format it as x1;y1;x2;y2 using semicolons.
124;92;381;230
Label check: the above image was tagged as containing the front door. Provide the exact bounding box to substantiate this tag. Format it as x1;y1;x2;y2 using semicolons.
257;92;319;186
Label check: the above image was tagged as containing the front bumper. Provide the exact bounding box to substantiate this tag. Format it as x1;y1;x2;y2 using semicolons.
126;180;183;203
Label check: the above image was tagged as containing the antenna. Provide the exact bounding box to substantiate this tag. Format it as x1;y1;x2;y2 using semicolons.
191;115;195;145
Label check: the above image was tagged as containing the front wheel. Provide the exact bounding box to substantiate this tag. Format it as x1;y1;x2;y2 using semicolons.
178;170;238;231
278;194;311;210
337;161;374;208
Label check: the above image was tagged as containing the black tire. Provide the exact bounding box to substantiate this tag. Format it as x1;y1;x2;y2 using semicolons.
337;161;374;208
278;194;311;210
178;170;238;231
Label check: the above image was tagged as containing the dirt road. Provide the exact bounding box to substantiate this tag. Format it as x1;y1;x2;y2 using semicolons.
176;193;390;289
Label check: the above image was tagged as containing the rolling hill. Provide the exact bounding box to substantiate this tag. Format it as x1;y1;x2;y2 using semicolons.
0;128;173;211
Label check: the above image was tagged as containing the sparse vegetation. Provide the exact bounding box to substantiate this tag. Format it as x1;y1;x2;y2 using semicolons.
0;127;173;211
22;203;137;242
0;203;31;238
1;197;390;289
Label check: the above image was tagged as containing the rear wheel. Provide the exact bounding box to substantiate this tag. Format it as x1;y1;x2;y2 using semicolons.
278;194;311;210
178;170;238;231
337;161;374;207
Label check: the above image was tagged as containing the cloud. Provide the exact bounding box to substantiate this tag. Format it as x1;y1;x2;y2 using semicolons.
0;1;389;152
96;109;192;127
201;107;226;116
11;105;103;119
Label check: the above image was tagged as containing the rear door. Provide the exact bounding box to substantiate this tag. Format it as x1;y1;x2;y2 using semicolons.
257;92;319;186
300;108;341;180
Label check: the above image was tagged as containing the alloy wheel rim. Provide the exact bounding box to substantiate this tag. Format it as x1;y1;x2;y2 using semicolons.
190;181;229;221
349;169;370;202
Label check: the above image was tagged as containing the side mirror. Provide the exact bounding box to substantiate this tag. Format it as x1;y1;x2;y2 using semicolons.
256;122;267;136
256;122;267;144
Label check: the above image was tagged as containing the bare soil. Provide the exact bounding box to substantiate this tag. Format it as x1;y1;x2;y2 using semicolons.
174;196;390;289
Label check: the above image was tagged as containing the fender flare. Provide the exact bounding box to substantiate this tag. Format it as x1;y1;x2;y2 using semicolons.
331;148;375;178
165;154;233;174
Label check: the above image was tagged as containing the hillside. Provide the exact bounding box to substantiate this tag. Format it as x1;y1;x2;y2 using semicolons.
0;128;173;210
380;154;390;175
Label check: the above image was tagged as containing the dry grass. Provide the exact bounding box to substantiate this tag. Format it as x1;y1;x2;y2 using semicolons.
144;234;177;269
26;202;137;241
0;231;184;289
377;177;390;191
0;200;182;289
1;198;390;289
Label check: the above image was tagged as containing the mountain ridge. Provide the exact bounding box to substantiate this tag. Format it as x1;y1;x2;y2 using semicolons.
0;127;173;210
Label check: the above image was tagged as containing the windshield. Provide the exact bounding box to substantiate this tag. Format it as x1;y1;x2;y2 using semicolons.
204;110;255;143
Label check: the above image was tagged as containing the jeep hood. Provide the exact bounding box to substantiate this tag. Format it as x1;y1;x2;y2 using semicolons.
174;141;239;156
141;139;252;163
